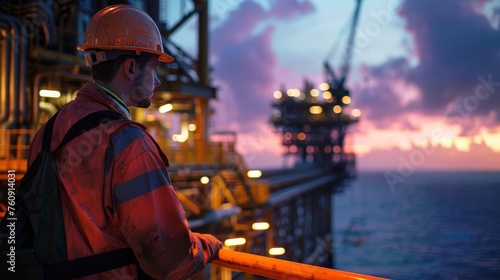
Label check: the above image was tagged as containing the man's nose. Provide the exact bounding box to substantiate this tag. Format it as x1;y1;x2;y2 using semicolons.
154;72;161;87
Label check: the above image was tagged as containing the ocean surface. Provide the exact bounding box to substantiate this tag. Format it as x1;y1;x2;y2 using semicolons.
333;171;500;280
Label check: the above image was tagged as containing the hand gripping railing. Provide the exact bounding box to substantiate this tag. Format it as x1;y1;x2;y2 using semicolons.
212;249;387;280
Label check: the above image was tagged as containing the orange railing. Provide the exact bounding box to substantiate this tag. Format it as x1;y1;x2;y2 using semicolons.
0;129;34;180
213;249;386;280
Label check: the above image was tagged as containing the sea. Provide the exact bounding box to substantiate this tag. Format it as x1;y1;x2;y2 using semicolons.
332;171;500;280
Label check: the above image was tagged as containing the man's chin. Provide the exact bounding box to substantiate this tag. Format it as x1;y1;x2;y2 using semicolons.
133;100;152;109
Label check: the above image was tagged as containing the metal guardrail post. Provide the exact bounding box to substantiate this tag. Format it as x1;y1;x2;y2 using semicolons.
212;249;387;280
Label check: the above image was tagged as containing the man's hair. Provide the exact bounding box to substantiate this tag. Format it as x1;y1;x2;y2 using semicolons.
91;54;154;83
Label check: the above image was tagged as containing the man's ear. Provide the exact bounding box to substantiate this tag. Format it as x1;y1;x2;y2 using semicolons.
123;58;137;80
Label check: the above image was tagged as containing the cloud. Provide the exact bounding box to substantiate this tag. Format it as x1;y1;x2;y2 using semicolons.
269;0;315;19
353;0;500;134
399;0;500;116
358;140;500;172
354;58;415;127
213;26;277;132
210;0;315;132
211;1;267;55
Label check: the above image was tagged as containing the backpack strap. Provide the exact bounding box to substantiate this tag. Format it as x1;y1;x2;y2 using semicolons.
42;110;124;153
41;110;59;151
43;247;137;280
38;110;147;279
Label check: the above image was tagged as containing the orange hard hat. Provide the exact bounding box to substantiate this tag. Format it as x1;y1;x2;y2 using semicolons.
77;4;174;65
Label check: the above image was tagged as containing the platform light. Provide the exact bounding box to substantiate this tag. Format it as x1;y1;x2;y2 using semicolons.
159;103;173;113
473;135;482;144
322;91;332;100
352;108;362;117
269;247;285;256
39;89;61;98
200;176;210;184
297;132;306;141
309;106;322;114
333;145;342;153
286;88;300;97
247;170;262;178
172;122;189;142
310;88;319;97
273;90;282;99
333;105;342;113
319;82;329;91
252;222;270;231
224;237;246;247
188;123;197;131
306;145;315;153
342;96;352;104
324;145;332;153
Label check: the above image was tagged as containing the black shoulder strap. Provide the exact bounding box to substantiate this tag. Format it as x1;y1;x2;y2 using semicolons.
43;247;138;280
42;110;124;153
41;110;59;151
38;110;143;279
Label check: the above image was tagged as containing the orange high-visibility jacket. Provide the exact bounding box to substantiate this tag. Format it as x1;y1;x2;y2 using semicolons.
28;83;219;279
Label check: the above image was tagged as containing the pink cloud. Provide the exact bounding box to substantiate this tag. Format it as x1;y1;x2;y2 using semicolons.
351;0;500;136
269;0;315;19
210;0;315;133
211;1;267;54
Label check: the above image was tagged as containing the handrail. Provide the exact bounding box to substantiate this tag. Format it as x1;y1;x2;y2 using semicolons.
212;249;387;280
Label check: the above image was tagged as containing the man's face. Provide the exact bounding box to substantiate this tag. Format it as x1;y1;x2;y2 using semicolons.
129;56;161;108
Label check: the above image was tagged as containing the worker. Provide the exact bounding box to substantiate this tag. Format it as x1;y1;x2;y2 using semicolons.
27;4;221;279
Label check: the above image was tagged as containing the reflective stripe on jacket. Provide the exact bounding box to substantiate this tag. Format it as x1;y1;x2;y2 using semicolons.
28;83;214;279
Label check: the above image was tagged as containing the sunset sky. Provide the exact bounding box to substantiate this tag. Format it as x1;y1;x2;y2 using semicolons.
171;0;500;171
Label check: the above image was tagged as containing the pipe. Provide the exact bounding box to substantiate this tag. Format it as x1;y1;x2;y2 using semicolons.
3;2;58;128
267;168;331;190
14;3;58;127
17;17;28;129
268;174;339;207
32;71;92;124
39;102;57;117
13;2;57;47
32;72;50;125
0;20;12;127
212;249;387;280
188;205;241;229
0;13;22;130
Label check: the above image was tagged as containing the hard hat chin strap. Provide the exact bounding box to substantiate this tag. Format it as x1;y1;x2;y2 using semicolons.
84;50;142;66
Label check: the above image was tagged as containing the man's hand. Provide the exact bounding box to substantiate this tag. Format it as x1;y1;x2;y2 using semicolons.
193;233;223;263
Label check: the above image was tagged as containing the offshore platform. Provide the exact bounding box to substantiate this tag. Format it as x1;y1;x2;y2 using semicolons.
0;0;369;279
270;0;362;174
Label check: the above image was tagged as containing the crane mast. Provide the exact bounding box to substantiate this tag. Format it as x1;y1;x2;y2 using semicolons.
325;0;363;90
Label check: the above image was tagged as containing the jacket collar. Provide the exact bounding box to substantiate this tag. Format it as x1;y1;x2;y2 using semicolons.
77;82;131;119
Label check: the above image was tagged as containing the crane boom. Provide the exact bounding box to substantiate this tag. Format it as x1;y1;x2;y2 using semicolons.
339;0;363;87
325;0;363;89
